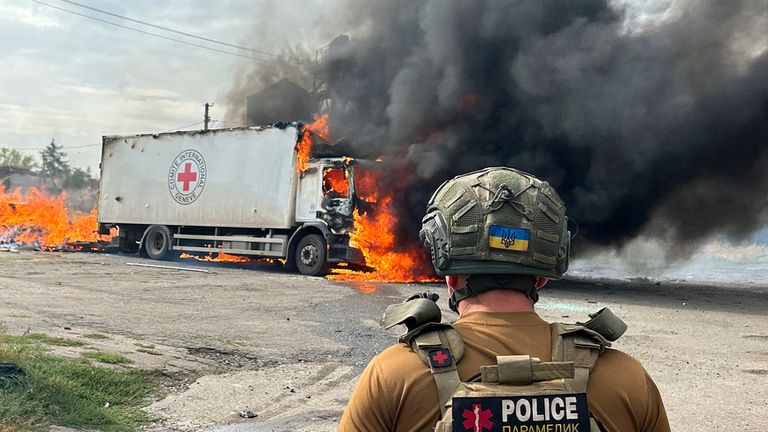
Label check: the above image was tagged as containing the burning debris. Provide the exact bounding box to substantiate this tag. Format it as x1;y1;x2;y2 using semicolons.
0;186;107;251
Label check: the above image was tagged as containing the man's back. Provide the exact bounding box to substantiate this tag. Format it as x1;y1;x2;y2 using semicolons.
340;311;669;432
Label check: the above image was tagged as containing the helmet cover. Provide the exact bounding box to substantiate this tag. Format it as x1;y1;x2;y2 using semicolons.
419;167;570;279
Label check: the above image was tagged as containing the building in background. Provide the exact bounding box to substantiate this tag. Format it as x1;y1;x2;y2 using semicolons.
0;167;43;192
246;79;318;126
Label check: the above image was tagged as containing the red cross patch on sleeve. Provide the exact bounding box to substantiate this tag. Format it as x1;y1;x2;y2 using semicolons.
428;348;453;368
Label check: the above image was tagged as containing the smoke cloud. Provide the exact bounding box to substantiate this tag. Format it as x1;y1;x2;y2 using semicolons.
236;0;768;256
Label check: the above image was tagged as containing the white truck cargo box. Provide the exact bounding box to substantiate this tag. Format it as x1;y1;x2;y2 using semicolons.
99;126;299;229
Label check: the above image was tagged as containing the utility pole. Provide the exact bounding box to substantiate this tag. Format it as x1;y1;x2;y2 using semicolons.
203;103;213;130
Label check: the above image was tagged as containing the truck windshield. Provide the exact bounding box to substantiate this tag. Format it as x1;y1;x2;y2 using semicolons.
322;167;349;198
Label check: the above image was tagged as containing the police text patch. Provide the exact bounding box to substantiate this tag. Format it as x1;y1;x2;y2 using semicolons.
488;225;530;252
452;394;590;432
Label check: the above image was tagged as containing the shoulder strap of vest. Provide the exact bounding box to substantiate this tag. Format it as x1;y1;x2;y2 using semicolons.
403;323;465;416
550;322;610;393
551;323;611;432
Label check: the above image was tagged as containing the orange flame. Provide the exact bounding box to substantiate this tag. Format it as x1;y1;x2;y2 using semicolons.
296;114;329;172
0;186;104;246
180;252;283;265
323;167;349;197
328;168;438;283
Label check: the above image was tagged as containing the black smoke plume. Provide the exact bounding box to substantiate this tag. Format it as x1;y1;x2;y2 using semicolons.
237;0;768;256
319;0;768;254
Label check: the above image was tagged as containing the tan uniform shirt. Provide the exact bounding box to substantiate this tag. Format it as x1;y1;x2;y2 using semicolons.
340;311;670;432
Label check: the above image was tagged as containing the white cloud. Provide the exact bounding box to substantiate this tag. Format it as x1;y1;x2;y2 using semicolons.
0;3;61;28
123;86;180;100
56;83;117;97
612;0;675;34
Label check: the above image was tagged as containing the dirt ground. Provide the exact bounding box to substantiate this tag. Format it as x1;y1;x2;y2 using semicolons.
1;251;766;431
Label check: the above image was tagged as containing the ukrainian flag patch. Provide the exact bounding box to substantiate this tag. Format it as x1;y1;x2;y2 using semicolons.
489;225;530;252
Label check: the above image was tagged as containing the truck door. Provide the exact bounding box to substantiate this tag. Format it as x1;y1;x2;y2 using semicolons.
295;167;322;223
321;166;354;228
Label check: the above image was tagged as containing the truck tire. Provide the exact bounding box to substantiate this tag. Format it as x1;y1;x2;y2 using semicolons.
143;225;176;260
295;234;329;276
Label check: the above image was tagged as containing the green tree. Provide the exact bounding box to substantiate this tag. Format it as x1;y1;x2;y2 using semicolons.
39;138;70;189
63;167;94;189
0;147;38;170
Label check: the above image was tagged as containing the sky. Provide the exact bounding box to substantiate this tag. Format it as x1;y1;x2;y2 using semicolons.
0;0;334;171
0;0;668;172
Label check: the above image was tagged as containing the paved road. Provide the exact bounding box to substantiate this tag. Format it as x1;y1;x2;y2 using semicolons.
1;251;766;431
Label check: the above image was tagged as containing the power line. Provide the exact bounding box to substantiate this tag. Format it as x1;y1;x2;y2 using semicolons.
57;0;281;59
2;143;101;151
28;0;281;64
59;143;101;149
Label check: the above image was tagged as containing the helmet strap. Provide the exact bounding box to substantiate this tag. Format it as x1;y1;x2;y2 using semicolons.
449;274;539;313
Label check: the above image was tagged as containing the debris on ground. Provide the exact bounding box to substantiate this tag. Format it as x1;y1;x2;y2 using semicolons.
0;362;25;383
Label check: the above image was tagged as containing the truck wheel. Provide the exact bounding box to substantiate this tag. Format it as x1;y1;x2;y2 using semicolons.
143;225;175;260
295;234;328;276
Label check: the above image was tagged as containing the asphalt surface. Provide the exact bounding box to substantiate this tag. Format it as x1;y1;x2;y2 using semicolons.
1;251;766;431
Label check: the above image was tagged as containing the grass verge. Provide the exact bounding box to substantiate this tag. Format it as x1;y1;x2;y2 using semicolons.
0;333;154;431
83;351;133;365
1;333;85;348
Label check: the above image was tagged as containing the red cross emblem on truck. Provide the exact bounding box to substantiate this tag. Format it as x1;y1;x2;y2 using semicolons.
177;162;198;192
168;149;207;205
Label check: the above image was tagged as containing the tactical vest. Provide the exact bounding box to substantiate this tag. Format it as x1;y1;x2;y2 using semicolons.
383;299;627;432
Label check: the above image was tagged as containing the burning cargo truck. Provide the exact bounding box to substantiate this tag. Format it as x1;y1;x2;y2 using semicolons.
97;121;364;276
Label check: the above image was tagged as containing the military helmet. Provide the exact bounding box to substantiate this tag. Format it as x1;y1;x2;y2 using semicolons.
419;167;570;279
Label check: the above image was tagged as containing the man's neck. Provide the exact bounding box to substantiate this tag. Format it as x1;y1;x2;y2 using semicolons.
457;289;535;316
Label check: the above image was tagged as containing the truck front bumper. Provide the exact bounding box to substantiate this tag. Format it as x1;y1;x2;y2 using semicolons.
326;234;365;264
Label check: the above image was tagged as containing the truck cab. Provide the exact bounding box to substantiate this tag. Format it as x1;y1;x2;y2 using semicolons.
296;159;355;230
291;157;362;274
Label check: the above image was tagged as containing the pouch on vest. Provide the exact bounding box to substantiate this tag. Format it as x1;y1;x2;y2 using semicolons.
434;355;597;432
